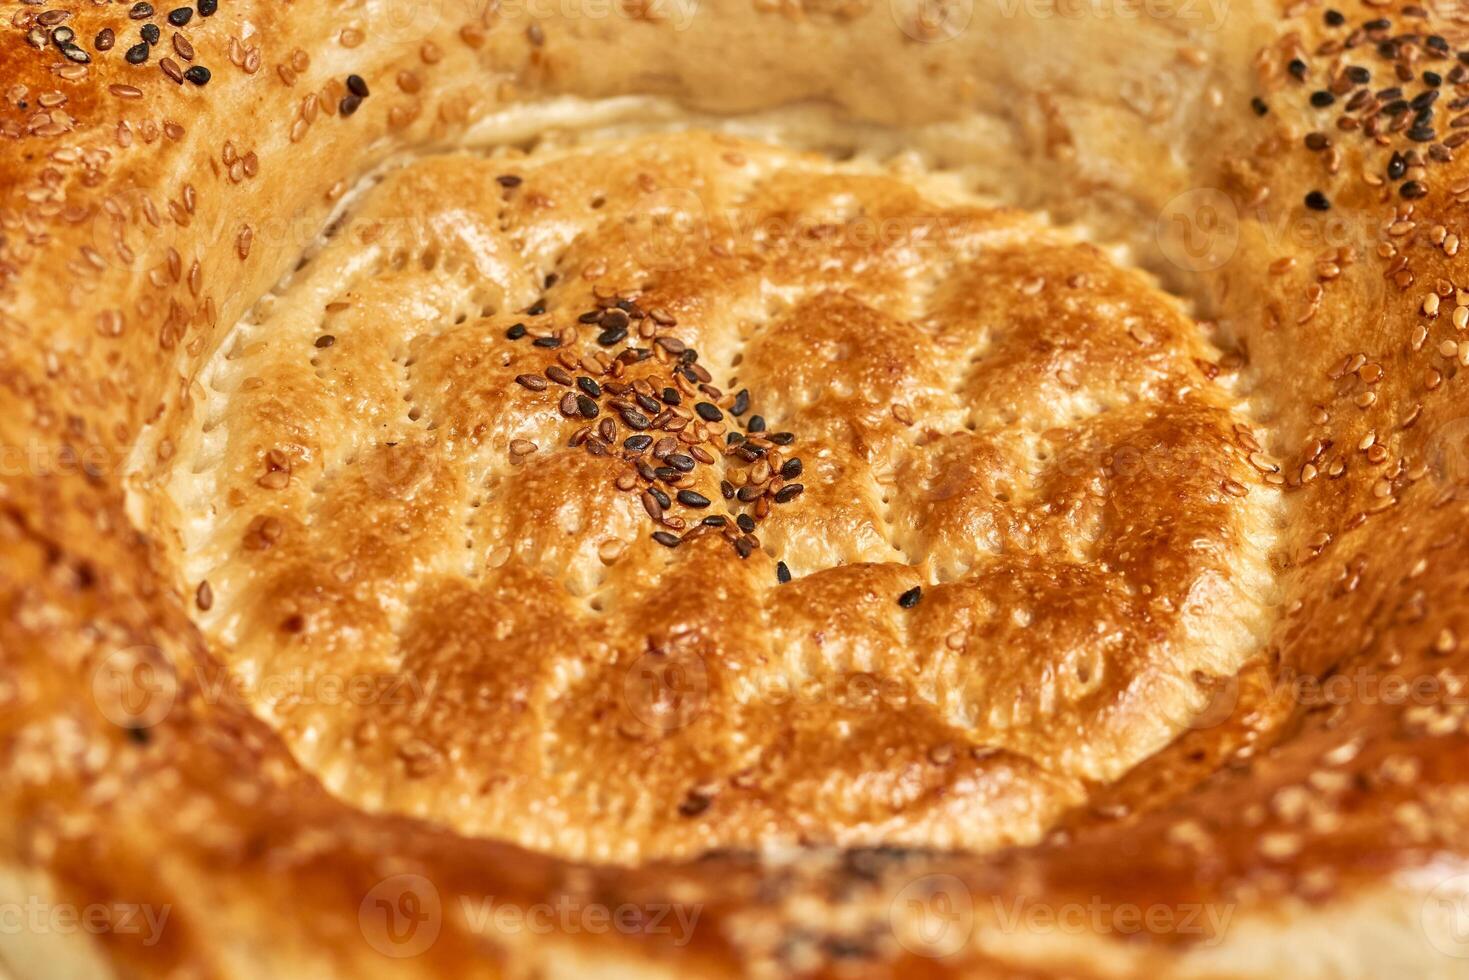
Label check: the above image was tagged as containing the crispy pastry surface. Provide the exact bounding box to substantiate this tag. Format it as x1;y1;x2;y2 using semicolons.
3;0;1469;977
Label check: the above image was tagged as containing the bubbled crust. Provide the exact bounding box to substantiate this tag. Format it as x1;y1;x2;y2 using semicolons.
156;134;1276;863
4;0;1469;976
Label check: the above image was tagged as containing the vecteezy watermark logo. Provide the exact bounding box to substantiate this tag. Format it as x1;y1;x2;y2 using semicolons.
1422;872;1469;959
90;645;178;731
458;896;702;944
1427;417;1469;503
890;874;975;958
621;647;709;734
627;188;710;273
0;899;171;946
360;874;442;958
890;0;974;41
1156;187;1238;273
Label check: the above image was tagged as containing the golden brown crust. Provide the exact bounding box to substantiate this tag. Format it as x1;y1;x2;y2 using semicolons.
5;0;1469;976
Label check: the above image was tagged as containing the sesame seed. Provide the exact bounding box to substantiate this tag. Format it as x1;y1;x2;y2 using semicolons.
95;28;115;50
506;323;527;340
314;334;335;348
1310;90;1335;107
577;377;601;397
129;2;154;18
576;395;599;418
198;0;217;15
532;336;561;349
695;402;723;422
677;490;710;508
346;73;369;97
183;65;210;86
559;393;579;417
168;6;192;25
141;23;160;44
515;374;548;391
736;514;755;533
898;586;922;608
340;94;362;116
125;42;149;63
773;483;804;503
1251;97;1269;116
496;174;522;187
652;531;680;548
545;365;573;386
776;561;791;583
1305;190;1331;210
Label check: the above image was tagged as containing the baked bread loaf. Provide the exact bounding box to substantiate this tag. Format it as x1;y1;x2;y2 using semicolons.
3;0;1469;975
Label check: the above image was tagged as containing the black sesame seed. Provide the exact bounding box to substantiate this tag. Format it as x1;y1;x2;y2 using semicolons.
497;174;522;187
666;454;695;473
661;387;681;405
526;300;547;316
736;485;762;502
197;0;217;15
746;415;766;433
314;334;335;349
1401;179;1428;199
1288;58;1308;79
677;490;710;508
898;586;922;609
649;487;671;509
60;43;90;63
776;561;791;583
652;531;680;548
1345;65;1370;84
1305;132;1330;152
1250;97;1269;116
730;389;750;416
736;514;756;533
1363;17;1390;30
733;537;755;559
339;94;362;116
695;402;723;422
505;323;527;340
596;326;628;346
1310;90;1335;107
780;458;803;479
1304;190;1331;211
167;6;192;25
346;73;369;97
141;23;160;43
515;374;548;391
95;28;115;49
624;434;652;453
620;409;651;430
545;365;573;386
125;41;149;63
1412;90;1440;110
773;483;804;503
770;432;795;446
577;377;601;398
1388;151;1407;179
720;480;736;499
1427;34;1449;53
532;336;561;349
1408;127;1436;142
129;2;154;18
1324;8;1344;25
1425;70;1443;87
126;725;151;745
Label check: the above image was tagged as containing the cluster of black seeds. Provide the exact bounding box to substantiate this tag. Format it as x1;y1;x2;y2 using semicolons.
506;291;804;560
1261;8;1469;208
